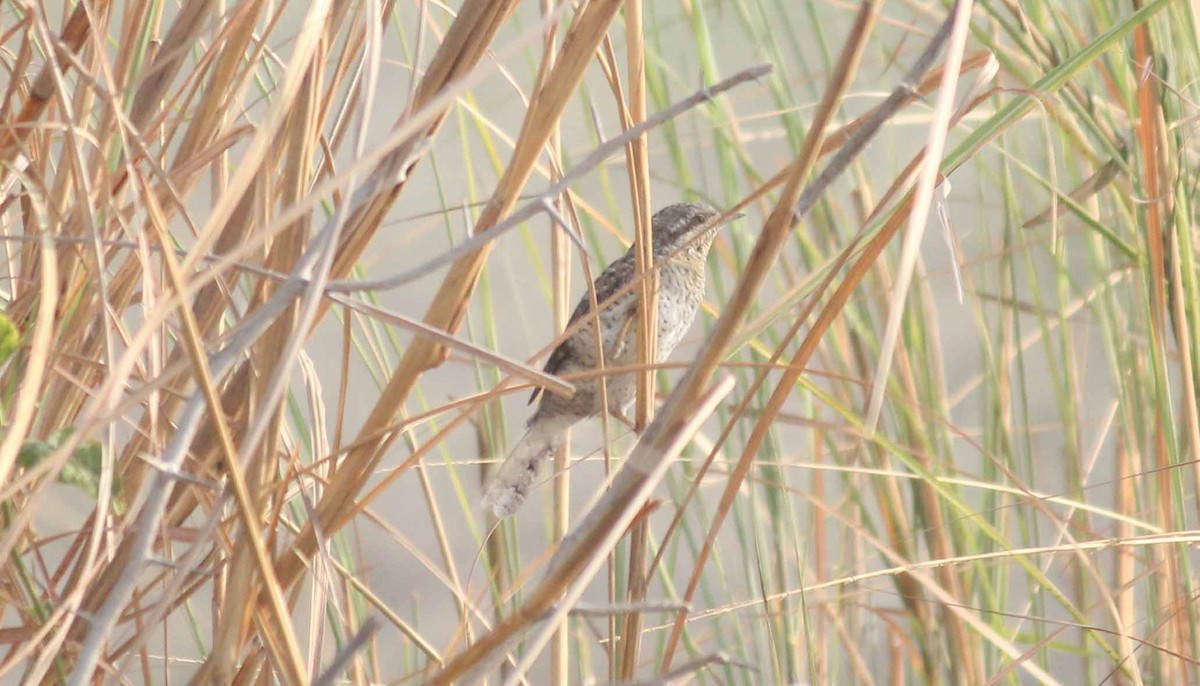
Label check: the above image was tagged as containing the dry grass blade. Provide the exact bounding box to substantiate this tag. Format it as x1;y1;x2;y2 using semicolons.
328;292;576;397
616;507;652;681
427;376;736;684
328;0;523;280
179;1;335;275
1;0;1193;681
0;1;111;167
1021;158;1121;228
532;4;571;682
311;617;380;686
621;0;656;434
328;64;769;293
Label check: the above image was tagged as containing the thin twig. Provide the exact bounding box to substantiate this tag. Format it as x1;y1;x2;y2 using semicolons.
610;653;756;686
566;601;690;617
325;63;769;293
312;617;381;686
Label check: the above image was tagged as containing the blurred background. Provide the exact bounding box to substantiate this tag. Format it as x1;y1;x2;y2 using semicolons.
1;0;1197;684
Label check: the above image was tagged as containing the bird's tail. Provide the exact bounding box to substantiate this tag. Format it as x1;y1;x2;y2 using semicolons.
482;414;574;517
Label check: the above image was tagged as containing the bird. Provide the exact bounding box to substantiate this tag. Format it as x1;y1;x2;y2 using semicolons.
482;202;738;517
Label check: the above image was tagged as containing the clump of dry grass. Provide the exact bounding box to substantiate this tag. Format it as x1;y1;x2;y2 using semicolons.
1;0;1197;683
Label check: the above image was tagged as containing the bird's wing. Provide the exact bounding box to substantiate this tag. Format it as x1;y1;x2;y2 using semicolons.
529;252;637;404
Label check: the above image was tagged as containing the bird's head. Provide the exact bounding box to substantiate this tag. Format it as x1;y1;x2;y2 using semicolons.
650;202;739;258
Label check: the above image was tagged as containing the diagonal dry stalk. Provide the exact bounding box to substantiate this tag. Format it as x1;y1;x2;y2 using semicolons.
269;0;627;594
655;0;890;669
428;376;738;685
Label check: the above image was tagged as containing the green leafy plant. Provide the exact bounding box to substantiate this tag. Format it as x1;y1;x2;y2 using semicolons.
18;428;122;514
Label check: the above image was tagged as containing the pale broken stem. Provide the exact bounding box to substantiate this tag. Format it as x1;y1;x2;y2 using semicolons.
862;0;974;435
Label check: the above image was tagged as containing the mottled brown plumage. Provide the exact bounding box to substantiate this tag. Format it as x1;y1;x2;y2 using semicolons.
483;202;736;517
